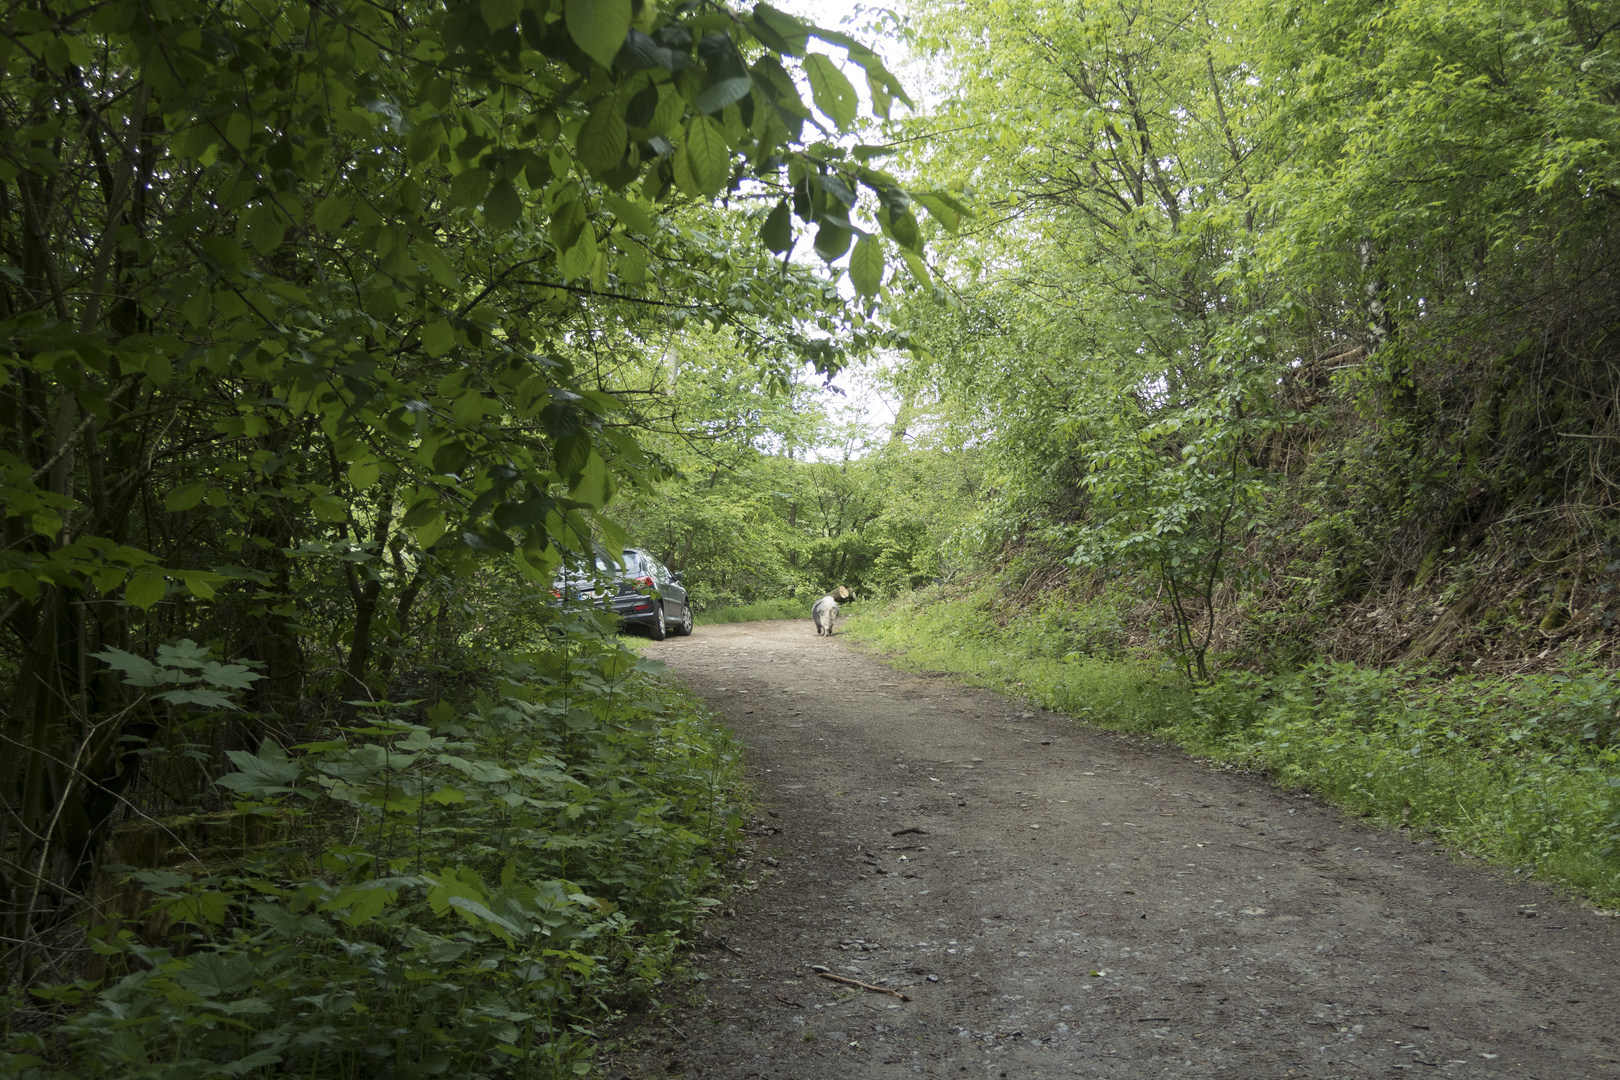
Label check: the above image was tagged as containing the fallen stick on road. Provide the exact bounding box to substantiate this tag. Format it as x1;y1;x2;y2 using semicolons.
818;972;911;1001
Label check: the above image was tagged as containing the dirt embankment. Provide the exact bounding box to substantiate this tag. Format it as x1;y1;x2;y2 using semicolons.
608;620;1620;1079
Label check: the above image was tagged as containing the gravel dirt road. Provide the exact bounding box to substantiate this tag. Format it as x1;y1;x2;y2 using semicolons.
607;620;1620;1079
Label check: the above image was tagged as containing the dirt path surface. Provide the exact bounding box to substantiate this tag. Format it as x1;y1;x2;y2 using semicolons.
608;620;1620;1079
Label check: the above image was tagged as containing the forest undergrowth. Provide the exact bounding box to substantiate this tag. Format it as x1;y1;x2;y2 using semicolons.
1;613;748;1080
847;585;1620;909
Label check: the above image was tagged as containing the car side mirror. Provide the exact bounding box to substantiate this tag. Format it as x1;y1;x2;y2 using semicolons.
670;571;683;584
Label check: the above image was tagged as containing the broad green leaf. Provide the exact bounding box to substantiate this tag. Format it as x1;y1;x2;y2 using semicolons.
577;97;628;175
762;199;792;253
480;0;521;30
814;219;851;262
867;68;892;119
165;482;207;512
646;84;684;135
449;167;489;210
569;452;613;508
483;180;523;232
677;115;730;198
178;571;222;600
123;572;167;611
559;228;597;282
313;193;351;232
168;892;231;928
695;76;753;115
914;192;964;232
848;235;883;297
93;645;164;686
145;353;173;385
566;0;632;70
311;495;349;523
901;249;931;288
416;514;447;549
218;742;301;794
156;687;237;709
751;4;809;55
348;456;381;489
423;318;455;357
452;392;485;425
603;192;654;236
803;54;857;131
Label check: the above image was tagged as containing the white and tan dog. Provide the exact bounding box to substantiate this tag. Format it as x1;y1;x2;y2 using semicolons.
811;586;853;636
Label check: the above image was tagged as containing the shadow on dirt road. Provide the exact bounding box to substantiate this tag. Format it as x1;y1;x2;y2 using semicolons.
608;620;1620;1079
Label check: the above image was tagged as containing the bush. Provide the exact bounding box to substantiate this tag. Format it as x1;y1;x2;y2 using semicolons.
695;598;808;626
5;619;745;1079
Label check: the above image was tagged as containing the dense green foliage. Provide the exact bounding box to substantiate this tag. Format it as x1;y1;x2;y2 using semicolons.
0;0;943;1070
610;366;985;607
7;619;745;1078
894;0;1620;674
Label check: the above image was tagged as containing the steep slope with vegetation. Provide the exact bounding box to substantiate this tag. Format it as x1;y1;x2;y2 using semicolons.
890;0;1620;677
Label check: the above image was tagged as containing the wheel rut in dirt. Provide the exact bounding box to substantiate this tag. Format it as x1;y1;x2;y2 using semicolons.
610;620;1620;1079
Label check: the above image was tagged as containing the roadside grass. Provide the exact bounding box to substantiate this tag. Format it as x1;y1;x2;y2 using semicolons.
845;589;1620;908
696;598;806;626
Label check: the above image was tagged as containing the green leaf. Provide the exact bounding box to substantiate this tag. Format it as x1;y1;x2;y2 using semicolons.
566;0;632;70
677;114;730;198
416;514;447;549
156;687;237;709
762;199;792;253
93;646;164;686
168;891;230;926
814;219;851;262
145;353;173;386
483;180;523;232
178;571;223;600
695;75;753;115
313;193;352;232
123;572;167;611
446;895;526;941
219;740;301;794
311;495;349;523
603;192;654;236
423;318;456;358
480;0;521;31
569;452;614;508
848;234;883;297
577;97;628;175
914;192;965;233
165;482;207;512
803;54;858;131
867;67;893;120
558;227;598;282
348;455;382;489
881;207;921;252
901;249;931;288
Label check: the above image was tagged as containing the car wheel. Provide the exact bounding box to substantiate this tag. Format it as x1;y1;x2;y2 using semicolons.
648;604;667;641
676;602;694;636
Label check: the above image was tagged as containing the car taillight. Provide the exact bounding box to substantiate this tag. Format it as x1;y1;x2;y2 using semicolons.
635;575;655;589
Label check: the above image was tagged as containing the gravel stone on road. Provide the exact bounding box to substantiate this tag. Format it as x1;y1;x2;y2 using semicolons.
606;620;1620;1079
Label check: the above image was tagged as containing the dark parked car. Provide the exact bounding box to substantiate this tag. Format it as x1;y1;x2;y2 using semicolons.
552;546;693;640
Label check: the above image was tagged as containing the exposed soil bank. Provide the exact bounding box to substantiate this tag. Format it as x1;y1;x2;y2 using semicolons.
608;620;1620;1079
